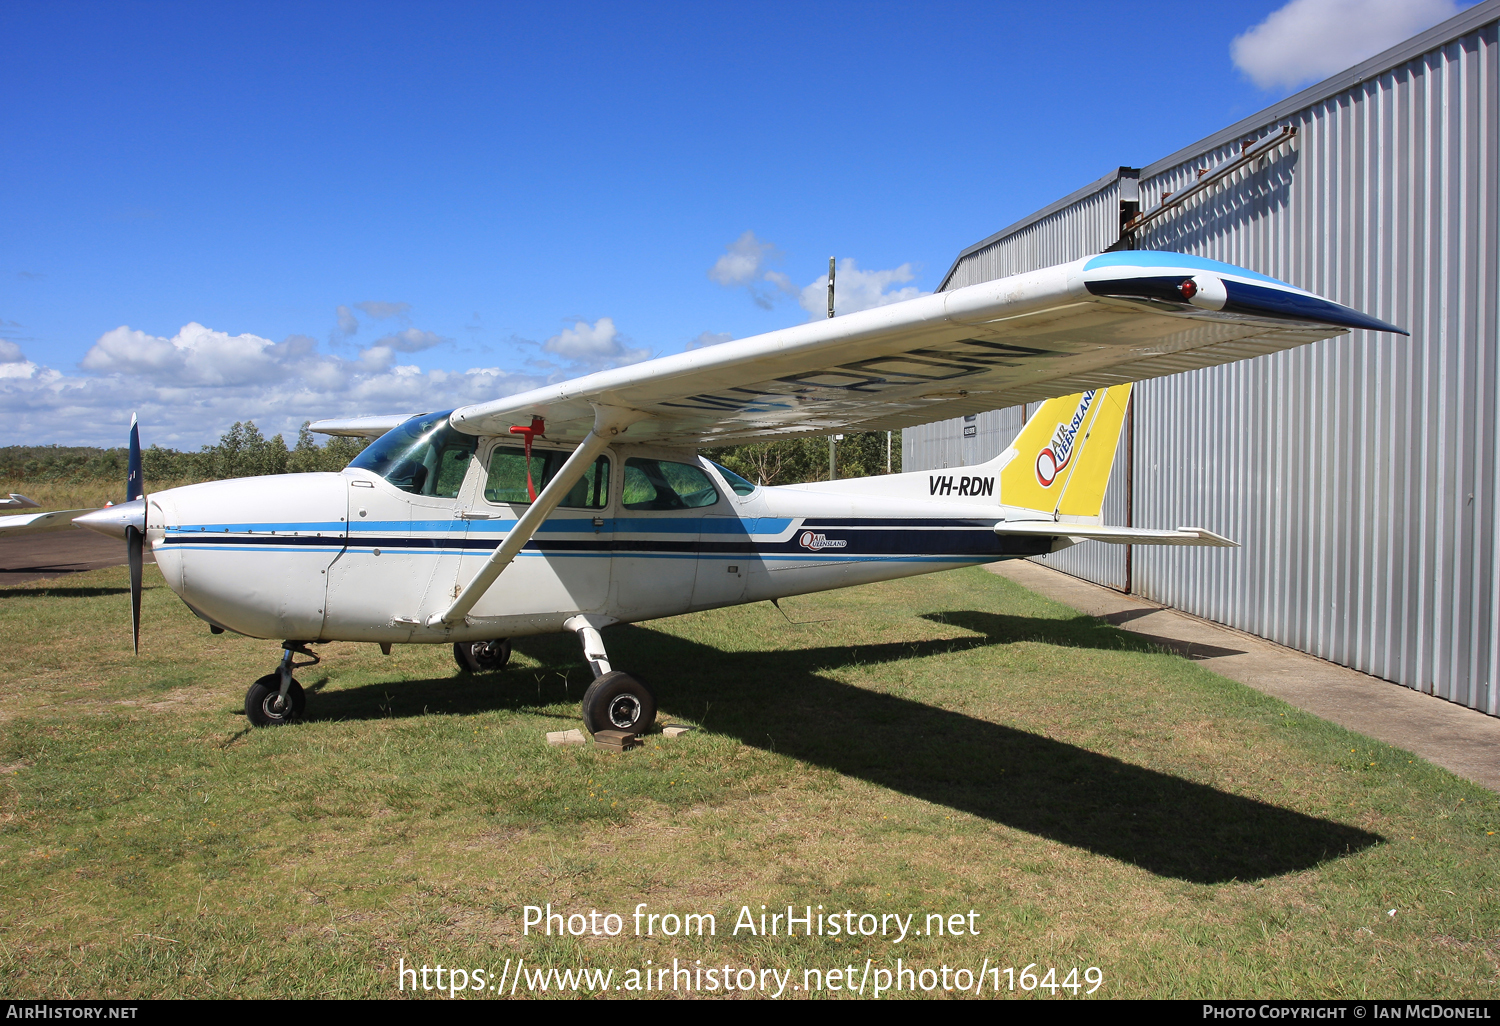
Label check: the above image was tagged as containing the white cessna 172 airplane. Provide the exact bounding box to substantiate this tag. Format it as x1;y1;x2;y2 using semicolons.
45;252;1401;734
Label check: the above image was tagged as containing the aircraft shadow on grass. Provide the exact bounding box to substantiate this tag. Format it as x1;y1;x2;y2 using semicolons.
309;611;1381;884
0;584;133;599
1084;607;1249;660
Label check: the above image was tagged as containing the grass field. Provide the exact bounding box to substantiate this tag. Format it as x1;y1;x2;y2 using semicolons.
1;562;1497;999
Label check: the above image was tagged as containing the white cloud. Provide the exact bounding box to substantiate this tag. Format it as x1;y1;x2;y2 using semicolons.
374;328;447;353
0;321;546;447
1231;0;1461;90
0;340;25;363
333;304;359;339
355;300;412;321
541;317;650;370
81;323;288;385
709;231;798;310
686;331;733;350
709;230;775;286
798;259;929;320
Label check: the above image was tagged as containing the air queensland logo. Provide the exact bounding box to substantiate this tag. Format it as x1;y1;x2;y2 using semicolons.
1035;389;1096;488
799;531;847;551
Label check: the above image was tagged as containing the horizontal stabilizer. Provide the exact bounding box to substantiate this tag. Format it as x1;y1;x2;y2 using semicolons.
993;522;1237;547
0;508;101;535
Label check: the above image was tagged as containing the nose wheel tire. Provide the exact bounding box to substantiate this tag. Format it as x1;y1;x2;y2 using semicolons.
245;673;306;727
580;671;656;735
453;639;512;674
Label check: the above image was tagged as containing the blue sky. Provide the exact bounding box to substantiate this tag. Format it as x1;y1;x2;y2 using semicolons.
0;0;1468;446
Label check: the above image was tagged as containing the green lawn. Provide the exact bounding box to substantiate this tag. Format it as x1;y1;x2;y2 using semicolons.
0;562;1496;999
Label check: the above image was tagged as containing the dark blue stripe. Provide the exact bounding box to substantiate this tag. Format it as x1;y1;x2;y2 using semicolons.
162;529;1051;559
1221;281;1407;335
1084;275;1406;335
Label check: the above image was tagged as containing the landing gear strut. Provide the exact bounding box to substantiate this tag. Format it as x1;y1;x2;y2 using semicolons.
565;616;655;735
244;642;319;727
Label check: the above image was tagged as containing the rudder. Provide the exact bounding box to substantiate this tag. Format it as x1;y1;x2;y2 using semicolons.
997;384;1132;518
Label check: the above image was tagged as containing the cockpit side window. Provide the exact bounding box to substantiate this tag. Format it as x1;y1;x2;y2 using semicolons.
347;411;477;498
622;458;721;511
483;446;611;509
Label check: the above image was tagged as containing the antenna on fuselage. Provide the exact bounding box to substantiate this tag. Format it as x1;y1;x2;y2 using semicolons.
828;256;837;481
771;597;835;626
827;256;835;320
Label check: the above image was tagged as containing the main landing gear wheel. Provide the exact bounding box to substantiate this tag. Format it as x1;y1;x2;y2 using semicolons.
581;671;656;735
245;673;306;726
453;639;512;674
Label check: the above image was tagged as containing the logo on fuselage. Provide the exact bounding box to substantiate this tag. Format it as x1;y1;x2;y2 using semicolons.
799;531;847;550
1035;390;1096;487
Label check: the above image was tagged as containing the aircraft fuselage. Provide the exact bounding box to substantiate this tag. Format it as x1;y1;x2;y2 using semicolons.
143;441;1051;644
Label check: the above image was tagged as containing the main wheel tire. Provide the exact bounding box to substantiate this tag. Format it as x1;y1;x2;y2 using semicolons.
453;639;512;674
580;671;656;735
245;673;306;727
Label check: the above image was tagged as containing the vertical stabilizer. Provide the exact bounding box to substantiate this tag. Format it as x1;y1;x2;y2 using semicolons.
998;384;1131;519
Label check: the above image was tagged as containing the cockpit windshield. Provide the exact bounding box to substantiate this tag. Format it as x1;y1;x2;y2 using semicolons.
708;460;759;497
347;410;477;497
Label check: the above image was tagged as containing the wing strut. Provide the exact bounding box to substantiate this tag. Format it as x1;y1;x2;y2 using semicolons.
427;404;645;628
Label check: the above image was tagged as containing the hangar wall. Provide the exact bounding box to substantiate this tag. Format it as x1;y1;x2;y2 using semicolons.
905;1;1500;715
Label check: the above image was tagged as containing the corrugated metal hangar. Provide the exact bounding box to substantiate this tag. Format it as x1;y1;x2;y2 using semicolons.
905;1;1500;716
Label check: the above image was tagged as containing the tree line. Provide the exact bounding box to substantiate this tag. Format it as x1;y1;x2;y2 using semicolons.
3;423;900;487
702;430;900;485
1;422;369;485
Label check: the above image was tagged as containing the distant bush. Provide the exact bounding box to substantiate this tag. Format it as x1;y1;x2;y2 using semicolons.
4;423;898;490
703;430;899;486
1;421;369;487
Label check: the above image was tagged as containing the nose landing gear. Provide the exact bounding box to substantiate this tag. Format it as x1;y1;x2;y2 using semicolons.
453;638;512;674
244;642;319;727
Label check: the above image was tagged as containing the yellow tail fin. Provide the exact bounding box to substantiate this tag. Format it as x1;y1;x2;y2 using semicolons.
998;383;1132;518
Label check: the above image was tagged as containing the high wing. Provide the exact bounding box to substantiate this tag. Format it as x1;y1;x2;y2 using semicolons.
443;252;1404;446
307;415;416;438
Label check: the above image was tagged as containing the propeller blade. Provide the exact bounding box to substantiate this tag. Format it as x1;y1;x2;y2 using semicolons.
127;413;143;502
127;526;143;655
127;412;145;654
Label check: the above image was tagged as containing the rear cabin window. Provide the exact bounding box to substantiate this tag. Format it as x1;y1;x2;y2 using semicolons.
622;458;721;511
483;447;611;509
347;410;477;498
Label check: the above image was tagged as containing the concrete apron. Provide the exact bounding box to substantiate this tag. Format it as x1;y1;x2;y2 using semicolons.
988;560;1500;795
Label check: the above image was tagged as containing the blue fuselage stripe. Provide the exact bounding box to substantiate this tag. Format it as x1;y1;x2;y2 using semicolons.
160;519;1052;559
